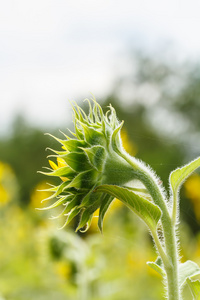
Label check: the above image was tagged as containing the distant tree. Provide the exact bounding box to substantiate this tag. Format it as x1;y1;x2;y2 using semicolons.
102;52;200;233
0;116;57;206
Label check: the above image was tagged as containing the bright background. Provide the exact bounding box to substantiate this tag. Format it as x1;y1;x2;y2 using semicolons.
1;0;200;132
1;1;200;299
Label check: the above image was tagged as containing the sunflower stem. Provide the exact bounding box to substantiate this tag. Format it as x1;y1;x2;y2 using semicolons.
120;152;180;300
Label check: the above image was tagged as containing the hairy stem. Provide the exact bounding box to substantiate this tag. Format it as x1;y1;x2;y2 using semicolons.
151;228;170;269
172;194;178;226
121;153;180;300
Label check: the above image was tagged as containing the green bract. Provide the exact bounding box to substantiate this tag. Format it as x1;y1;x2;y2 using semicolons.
40;99;137;232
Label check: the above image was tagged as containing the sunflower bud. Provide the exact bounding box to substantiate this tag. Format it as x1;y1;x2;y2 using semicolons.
40;99;137;232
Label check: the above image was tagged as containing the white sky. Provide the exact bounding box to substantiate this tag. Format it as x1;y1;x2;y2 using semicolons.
1;0;200;133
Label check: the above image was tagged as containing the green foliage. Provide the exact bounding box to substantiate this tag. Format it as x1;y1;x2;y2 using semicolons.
0;116;54;206
170;157;200;202
0;194;165;300
147;257;165;277
179;261;200;288
187;278;200;300
95;184;161;231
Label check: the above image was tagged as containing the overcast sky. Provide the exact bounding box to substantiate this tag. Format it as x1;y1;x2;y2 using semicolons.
1;0;200;133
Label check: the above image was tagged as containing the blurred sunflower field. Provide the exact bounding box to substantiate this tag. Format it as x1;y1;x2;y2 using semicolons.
0;157;164;300
1;55;200;299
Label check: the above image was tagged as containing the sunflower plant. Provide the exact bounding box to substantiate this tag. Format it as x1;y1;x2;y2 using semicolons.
40;98;200;300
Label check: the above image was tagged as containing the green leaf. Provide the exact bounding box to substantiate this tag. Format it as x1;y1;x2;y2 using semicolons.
40;181;69;202
170;157;200;198
74;118;85;140
147;257;165;277
95;185;162;230
44;133;69;148
38;195;73;210
76;201;100;232
64;195;83;215
187;278;200;300
111;121;124;152
108;105;118;129
73;102;89;123
98;194;113;232
67;169;97;189
92;99;102;123
63;152;92;172
80;122;106;146
78;185;97;208
61;207;82;229
84;98;94;122
179;260;200;288
75;209;92;232
82;146;106;171
46;147;67;156
39;166;76;179
61;139;89;153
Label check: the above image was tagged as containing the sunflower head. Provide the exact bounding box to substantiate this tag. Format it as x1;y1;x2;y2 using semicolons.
40;98;136;232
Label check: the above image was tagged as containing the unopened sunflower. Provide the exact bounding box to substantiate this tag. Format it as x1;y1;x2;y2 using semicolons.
40;99;137;232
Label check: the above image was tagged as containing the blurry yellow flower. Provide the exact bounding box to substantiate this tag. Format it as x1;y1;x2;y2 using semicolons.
184;174;200;222
108;198;123;212
30;181;52;209
55;261;71;279
0;185;9;206
126;250;146;276
0;161;17;206
89;199;123;231
0;161;14;180
121;128;137;156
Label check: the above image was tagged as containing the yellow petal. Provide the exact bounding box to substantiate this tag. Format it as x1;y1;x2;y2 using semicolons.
57;157;67;168
49;160;58;170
